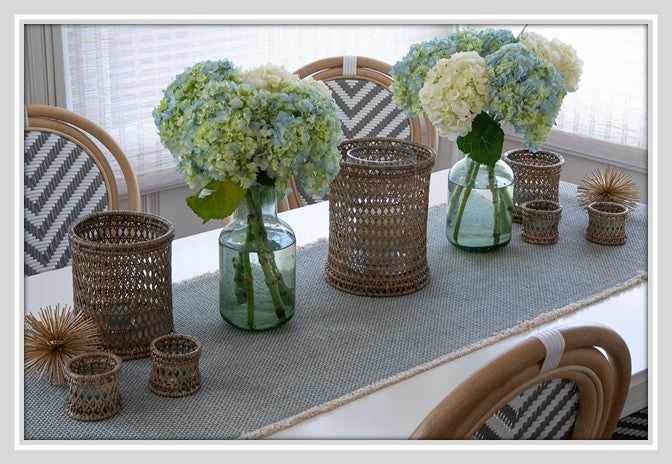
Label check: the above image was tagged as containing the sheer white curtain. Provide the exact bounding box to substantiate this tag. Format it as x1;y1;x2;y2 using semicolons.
63;24;454;194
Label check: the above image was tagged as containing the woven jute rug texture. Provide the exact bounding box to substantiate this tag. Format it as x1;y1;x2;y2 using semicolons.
24;183;647;440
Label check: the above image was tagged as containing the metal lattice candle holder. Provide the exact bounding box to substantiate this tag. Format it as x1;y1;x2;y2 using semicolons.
503;149;565;223
325;138;435;297
149;334;202;398
64;352;122;421
69;211;175;360
586;201;629;245
520;200;563;245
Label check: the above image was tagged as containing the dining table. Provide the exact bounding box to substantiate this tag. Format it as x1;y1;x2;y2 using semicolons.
22;168;648;440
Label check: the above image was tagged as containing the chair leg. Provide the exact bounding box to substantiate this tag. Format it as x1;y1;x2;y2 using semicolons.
277;196;291;213
286;177;303;210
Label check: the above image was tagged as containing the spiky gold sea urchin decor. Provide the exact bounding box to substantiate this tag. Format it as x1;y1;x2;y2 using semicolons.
24;304;100;385
577;166;641;210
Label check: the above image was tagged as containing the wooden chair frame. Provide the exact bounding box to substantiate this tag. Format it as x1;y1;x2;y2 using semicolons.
25;104;141;211
410;324;632;440
277;56;440;212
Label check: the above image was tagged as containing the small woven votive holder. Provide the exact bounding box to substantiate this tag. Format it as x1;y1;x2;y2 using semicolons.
502;149;565;223
64;352;122;422
520;200;563;245
149;334;202;398
586;201;629;245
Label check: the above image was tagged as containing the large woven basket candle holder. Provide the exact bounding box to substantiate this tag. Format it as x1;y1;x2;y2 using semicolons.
502;149;565;223
64;352;122;421
68;211;175;360
586;201;629;245
149;334;202;398
325;138;435;297
520;200;563;245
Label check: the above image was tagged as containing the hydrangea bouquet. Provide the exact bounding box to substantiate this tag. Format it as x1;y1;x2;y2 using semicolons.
154;60;342;329
391;28;582;248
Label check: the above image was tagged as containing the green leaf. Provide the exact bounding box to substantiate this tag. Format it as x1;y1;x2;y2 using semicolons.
456;112;505;167
186;178;246;223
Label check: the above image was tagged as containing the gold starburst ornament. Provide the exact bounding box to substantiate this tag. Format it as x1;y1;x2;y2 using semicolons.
24;304;100;385
577;166;641;210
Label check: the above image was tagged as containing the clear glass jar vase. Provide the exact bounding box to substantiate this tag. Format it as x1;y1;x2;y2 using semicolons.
219;184;296;330
446;156;514;252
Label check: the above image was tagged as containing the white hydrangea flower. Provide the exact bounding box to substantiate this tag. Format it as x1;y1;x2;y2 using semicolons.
244;64;300;92
521;32;583;92
419;52;489;140
303;76;332;96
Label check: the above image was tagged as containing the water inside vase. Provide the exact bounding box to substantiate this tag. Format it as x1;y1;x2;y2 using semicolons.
446;161;514;252
219;229;296;331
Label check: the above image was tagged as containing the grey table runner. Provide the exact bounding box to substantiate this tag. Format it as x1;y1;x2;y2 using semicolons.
24;182;647;440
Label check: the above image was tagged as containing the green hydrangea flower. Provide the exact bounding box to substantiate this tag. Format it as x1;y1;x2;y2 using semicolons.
153;61;343;195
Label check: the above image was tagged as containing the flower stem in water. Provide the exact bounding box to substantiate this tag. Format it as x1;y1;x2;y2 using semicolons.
500;184;514;212
241;250;255;327
246;189;288;319
452;159;481;244
232;254;247;305
488;165;501;245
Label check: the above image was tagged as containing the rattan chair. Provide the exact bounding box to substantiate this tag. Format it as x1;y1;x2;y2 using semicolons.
278;56;440;211
24;104;141;276
411;324;632;440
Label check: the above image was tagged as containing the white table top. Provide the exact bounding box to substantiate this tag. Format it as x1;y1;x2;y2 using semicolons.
23;169;648;440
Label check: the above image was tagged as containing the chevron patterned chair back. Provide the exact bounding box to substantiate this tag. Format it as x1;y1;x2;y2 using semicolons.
24;104;141;276
280;56;439;210
411;324;632;440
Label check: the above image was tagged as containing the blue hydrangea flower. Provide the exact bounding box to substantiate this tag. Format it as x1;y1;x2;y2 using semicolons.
390;28;576;154
486;43;567;151
390;37;456;115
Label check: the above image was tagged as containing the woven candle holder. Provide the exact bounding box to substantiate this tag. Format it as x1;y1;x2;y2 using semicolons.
149;334;202;398
520;200;563;245
502;149;565;223
69;211;175;360
64;352;122;421
586;201;629;245
325;138;435;297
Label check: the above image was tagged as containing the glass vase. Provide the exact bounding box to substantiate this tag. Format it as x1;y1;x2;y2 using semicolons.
446;156;514;252
219;184;296;331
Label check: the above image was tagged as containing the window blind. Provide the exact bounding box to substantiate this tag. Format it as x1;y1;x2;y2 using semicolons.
63;24;454;195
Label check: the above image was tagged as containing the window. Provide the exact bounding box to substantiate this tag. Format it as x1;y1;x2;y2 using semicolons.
63;24;454;195
467;24;647;167
521;24;647;151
